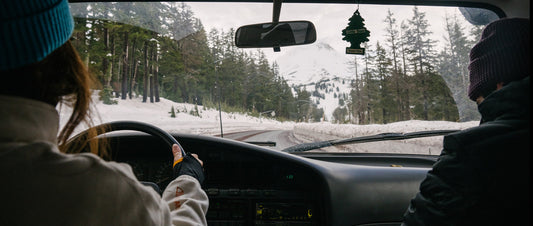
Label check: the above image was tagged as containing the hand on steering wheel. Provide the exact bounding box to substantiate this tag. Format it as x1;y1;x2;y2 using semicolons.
172;144;203;167
172;144;205;184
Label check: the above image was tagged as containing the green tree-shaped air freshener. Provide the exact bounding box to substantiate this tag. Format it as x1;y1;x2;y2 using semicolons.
342;10;370;55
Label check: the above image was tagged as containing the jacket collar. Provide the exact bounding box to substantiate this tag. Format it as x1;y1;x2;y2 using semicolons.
478;76;530;124
0;95;59;144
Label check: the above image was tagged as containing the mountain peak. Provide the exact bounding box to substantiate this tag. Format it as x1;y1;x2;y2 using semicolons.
275;41;350;85
273;41;354;121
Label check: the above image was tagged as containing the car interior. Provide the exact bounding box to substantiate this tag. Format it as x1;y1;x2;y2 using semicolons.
66;0;529;225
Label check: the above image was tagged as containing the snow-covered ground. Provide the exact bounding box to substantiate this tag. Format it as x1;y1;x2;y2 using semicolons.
293;120;478;155
58;93;479;155
58;93;293;136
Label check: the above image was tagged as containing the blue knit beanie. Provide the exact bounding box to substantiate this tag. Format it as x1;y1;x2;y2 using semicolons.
0;0;74;71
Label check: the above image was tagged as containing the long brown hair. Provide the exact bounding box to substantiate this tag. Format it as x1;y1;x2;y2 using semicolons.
0;40;107;157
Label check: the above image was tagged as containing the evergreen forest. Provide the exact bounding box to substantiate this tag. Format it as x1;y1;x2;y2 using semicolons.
69;3;482;124
338;8;482;123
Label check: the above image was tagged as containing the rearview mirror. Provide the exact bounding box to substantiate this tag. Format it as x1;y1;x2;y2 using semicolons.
235;21;316;50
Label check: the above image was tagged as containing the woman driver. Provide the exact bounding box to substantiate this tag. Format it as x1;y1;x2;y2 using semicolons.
0;0;208;225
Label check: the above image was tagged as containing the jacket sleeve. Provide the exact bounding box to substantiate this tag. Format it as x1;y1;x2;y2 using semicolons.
103;159;209;226
162;175;209;225
402;138;481;225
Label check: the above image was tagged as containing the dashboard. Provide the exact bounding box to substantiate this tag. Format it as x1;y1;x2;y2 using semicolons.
105;132;434;226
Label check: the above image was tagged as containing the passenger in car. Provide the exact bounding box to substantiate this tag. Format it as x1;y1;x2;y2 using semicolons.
402;18;530;225
0;0;208;225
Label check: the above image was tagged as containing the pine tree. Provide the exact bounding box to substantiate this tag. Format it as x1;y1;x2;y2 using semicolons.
374;41;393;123
143;40;149;102
438;13;480;121
399;21;412;119
99;86;118;105
361;42;377;124
404;6;437;120
384;9;405;121
170;106;176;118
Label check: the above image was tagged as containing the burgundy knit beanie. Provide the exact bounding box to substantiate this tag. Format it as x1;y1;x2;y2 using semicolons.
468;18;530;101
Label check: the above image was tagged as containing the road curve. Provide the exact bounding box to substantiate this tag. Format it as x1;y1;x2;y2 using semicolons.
221;130;301;151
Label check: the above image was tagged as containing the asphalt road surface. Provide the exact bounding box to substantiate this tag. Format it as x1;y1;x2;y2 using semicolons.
221;130;300;151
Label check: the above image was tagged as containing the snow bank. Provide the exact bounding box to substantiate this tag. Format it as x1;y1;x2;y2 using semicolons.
294;120;478;137
293;120;478;154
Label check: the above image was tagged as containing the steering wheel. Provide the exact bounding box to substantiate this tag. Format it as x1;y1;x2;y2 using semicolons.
65;120;186;157
65;121;186;193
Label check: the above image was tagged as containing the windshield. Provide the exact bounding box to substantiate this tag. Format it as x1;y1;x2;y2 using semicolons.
64;2;495;155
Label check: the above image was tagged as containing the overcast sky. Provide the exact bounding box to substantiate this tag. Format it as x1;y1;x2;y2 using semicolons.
188;2;473;62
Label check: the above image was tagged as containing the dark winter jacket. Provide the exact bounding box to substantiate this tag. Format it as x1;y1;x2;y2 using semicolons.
402;76;530;226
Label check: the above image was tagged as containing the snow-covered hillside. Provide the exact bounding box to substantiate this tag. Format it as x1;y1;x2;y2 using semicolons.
275;42;355;121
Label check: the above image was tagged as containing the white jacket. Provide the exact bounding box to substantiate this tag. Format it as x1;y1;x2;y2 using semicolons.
0;95;208;226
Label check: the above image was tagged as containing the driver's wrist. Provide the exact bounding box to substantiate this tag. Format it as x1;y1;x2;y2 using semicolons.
173;157;184;168
172;155;205;184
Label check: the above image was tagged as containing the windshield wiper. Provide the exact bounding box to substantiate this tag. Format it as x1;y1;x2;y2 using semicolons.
283;130;460;153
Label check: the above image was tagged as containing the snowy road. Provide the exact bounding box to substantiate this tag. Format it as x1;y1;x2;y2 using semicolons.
221;130;301;151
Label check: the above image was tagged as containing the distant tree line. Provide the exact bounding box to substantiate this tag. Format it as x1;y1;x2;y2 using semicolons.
334;7;483;124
